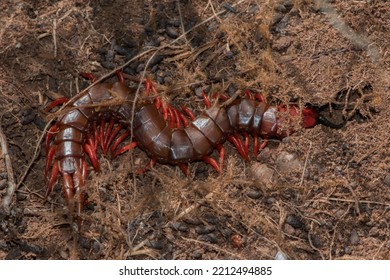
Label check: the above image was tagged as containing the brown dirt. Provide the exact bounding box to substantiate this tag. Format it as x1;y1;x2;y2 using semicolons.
0;0;389;260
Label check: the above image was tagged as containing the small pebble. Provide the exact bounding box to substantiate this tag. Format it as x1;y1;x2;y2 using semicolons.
223;3;237;13
250;162;274;185
247;190;262;199
191;249;204;259
349;229;359;245
136;63;145;73
286;214;304;229
275;250;289;260
148;55;164;68
92;240;102;252
274;4;287;13
170;222;188;232
198;233;218;244
256;147;272;162
167;19;181;27
16;191;27;201
147;240;163;250
225;50;234;59
220;228;232;238
184;217;202;225
79;236;91;249
195;225;216;234
195;87;203;98
0;179;7;190
283;223;295;235
166;26;179;38
384;173;390;187
203;214;219;224
276;151;302;174
20;113;36;125
33;117;46;130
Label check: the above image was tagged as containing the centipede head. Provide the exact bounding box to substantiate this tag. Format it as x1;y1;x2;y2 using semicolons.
301;107;319;128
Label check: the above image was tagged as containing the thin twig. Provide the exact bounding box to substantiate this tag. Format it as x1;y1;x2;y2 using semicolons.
299;141;312;187
16;122;49;190
0;122;17;211
52;19;57;57
315;197;390;208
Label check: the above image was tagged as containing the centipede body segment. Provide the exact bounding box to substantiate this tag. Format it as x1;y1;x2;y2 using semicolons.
45;71;319;214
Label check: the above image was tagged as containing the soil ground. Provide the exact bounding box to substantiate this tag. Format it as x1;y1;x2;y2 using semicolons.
0;0;389;260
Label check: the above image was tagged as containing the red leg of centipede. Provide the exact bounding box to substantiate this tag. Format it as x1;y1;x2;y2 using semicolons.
260;138;268;150
45;97;69;112
46;160;59;198
82;157;88;183
106;124;123;150
111;130;131;158
45;146;56;177
179;163;190;177
84;143;100;172
216;144;225;171
253;133;260;157
73;160;86;215
61;172;74;205
167;107;176;128
202;91;211;109
89;122;99;151
145;78;171;120
230;132;249;160
242;131;249;157
245;90;253;100
176;109;189;127
45;125;58;155
99;119;107;154
112;141;137;158
202;156;220;174
115;69;125;83
145;78;158;96
103;119;115;153
135;158;157;174
154;98;162;110
255;93;265;103
181;105;196;121
171;106;182;128
80;72;97;82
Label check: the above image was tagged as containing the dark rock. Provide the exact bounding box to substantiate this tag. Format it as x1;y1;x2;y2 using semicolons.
198;233;218;244
384;173;390;187
166;26;179;38
286;214;304;229
247;190;262;199
0;179;7;190
195;225;216;234
170;222;188;232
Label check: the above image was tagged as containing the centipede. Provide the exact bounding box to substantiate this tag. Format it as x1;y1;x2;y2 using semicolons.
45;70;337;215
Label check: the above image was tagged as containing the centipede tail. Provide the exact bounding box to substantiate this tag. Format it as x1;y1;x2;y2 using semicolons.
45;71;319;216
45;71;136;214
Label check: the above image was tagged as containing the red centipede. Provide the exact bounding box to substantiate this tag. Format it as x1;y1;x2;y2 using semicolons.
45;70;321;214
